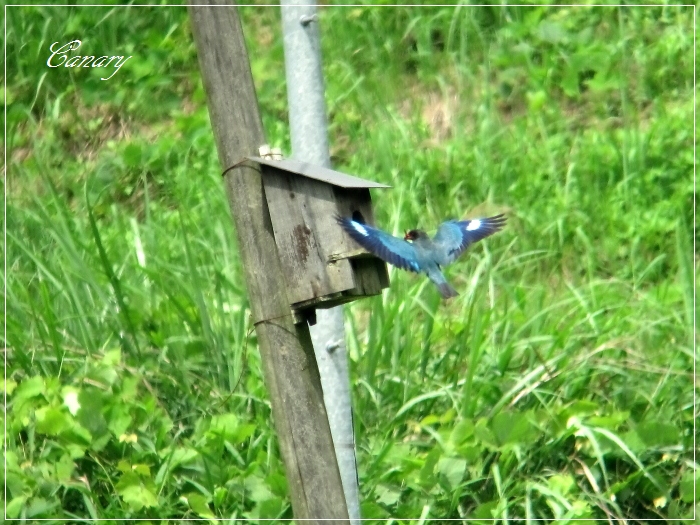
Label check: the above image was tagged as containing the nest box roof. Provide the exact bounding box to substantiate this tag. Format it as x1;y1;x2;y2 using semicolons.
247;157;391;189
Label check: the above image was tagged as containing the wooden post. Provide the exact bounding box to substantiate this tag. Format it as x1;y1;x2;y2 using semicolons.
187;2;350;520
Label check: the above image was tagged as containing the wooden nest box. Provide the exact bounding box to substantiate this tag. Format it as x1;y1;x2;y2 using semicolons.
246;155;390;317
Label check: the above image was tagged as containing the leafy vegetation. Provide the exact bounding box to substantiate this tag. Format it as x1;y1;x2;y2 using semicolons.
5;3;696;522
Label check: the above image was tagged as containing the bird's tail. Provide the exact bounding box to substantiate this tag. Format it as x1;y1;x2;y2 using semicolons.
437;281;459;299
428;267;459;299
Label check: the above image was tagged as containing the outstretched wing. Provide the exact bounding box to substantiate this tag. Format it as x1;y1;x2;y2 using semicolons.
432;213;507;265
336;216;421;273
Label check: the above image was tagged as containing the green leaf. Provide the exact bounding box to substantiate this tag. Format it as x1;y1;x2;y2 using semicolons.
245;475;274;503
87;363;119;387
4;378;17;395
155;446;200;485
527;90;547;112
5;450;18;470
36;406;72;435
77;390;109;442
107;403;133;437
437;457;466;489
55;454;74;483
120;376;139;402
491;411;536;446
680;471;699;503
420;414;440;426
255;497;286;519
26;496;58;517
588;72;621;92
119;483;159;511
636;420;681;448
360;501;390;519
122;143;143;169
214;486;228;508
561;67;581;98
169;446;200;466
474;418;498;448
14;376;45;401
587;411;629;430
133;464;151;477
183;492;215;519
265;472;288;498
418;448;440;488
472;500;497;522
536;21;567;43
234;423;257;444
6;496;27;519
455;444;481;462
63;444;86;460
116;471;158;510
63;422;93;457
209;413;239;441
375;484;401;506
620;429;646;454
440;408;456;424
450;419;475;445
567;400;600;417
102;348;122;366
569;500;593;519
3;85;15;105
5;472;27;501
547;473;576;495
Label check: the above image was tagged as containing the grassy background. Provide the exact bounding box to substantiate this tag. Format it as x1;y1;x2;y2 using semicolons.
4;2;696;522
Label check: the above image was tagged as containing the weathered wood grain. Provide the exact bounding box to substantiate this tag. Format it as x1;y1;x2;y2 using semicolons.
188;2;349;520
262;167;356;304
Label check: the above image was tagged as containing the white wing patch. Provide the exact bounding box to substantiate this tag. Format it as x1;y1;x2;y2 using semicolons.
351;221;369;236
466;219;481;231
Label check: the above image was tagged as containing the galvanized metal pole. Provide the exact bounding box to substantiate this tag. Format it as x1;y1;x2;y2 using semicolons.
280;2;361;522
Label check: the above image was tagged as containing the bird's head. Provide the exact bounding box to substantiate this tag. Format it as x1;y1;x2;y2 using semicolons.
404;229;426;242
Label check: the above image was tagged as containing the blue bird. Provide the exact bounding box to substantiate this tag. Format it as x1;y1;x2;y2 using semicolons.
337;213;506;299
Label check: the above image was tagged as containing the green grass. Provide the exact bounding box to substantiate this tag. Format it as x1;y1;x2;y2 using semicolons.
4;2;696;522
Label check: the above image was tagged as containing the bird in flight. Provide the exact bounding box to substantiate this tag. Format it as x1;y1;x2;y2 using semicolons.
337;213;506;299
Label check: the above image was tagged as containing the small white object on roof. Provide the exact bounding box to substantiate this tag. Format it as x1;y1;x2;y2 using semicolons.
258;145;284;161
